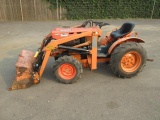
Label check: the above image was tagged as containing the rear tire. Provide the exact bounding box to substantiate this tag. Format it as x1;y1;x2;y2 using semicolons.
53;56;83;84
110;42;146;78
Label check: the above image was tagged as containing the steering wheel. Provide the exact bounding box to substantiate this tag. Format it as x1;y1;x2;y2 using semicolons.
93;22;110;28
81;20;110;28
81;20;93;27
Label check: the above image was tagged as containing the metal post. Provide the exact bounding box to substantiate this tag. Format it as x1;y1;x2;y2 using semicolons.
151;0;156;19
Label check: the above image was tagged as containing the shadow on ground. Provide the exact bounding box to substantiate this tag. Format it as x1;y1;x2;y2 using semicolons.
42;57;116;84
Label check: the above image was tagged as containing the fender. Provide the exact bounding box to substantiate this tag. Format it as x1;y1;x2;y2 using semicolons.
108;37;145;54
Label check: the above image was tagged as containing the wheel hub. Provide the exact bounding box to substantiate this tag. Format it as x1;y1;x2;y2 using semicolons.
121;51;142;72
58;63;76;80
61;65;74;76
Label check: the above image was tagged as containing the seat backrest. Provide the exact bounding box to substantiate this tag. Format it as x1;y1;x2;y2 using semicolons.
119;22;135;34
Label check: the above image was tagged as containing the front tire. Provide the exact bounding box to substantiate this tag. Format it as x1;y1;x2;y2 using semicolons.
53;56;83;84
110;42;146;78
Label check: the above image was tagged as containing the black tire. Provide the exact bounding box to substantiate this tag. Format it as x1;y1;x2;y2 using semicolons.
53;56;83;84
110;42;146;78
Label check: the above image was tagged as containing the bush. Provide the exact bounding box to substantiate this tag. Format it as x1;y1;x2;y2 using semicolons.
46;0;160;19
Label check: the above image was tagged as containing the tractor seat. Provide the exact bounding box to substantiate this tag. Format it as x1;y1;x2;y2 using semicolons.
110;22;135;42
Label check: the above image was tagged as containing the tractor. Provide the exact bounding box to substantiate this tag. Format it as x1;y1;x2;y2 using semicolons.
10;20;147;90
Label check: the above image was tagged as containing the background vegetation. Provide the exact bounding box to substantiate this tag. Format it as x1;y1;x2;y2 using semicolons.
46;0;160;19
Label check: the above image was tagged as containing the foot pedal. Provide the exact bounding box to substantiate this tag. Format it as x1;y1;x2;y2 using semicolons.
97;53;108;58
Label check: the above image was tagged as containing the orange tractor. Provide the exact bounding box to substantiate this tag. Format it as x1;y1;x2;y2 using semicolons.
10;20;147;90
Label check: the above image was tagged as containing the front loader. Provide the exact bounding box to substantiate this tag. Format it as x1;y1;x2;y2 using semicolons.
10;20;147;90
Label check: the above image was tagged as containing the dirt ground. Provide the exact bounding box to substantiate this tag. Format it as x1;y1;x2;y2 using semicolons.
0;19;160;120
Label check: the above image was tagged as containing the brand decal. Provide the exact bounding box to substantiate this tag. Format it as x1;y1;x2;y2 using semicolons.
61;33;68;37
60;29;72;32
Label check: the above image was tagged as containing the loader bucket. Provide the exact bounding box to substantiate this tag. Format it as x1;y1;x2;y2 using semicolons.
9;50;35;91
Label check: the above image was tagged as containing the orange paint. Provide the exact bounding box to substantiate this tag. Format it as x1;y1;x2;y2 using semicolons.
121;51;142;72
108;37;144;54
58;63;76;80
52;27;102;39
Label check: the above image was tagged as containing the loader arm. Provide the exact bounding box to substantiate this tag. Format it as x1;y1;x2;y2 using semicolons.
44;31;93;51
10;21;107;90
37;31;93;78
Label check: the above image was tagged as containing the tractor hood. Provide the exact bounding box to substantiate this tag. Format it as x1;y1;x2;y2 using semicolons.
51;27;102;39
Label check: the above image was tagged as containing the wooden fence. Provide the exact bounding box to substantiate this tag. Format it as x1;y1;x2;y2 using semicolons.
0;0;57;21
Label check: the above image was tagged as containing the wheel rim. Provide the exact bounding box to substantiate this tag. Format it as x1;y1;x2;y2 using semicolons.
121;51;142;72
58;63;76;80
